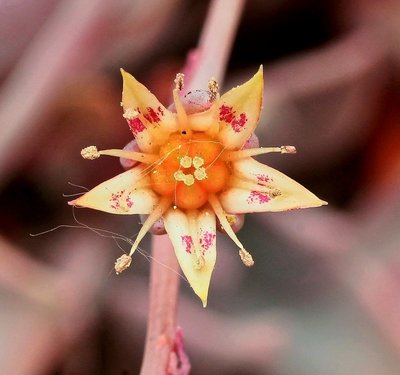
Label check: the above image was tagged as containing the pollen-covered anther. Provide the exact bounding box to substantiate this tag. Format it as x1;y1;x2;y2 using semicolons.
174;73;184;91
180;155;192;168
239;249;254;267
192;156;204;168
122;108;139;120
226;214;237;226
194;167;207;181
81;146;100;160
281;145;297;154
208;77;219;101
115;254;132;274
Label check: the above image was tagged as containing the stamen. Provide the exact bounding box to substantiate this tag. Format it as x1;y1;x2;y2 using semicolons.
239;249;254;267
81;146;100;160
180;155;192;168
226;214;237;226
208;195;254;266
281;145;296;154
229;176;270;192
208;77;219;101
115;254;132;274
194;167;207;181
173;89;189;130
192;156;205;168
127;197;171;257
174;73;185;91
98;149;159;164
222;146;297;161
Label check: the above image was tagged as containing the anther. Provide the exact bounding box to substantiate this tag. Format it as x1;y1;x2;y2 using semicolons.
122;108;139;120
226;214;237;226
115;254;132;274
239;249;254;267
194;167;207;181
281;145;296;154
81;146;100;160
175;73;185;91
192;156;204;168
208;77;219;101
180;155;192;168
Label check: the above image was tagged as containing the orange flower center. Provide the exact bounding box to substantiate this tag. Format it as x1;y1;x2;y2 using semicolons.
150;132;230;209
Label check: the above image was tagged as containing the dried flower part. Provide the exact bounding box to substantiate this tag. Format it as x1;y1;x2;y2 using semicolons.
69;67;327;306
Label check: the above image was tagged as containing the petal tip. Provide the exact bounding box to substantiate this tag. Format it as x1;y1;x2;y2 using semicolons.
193;286;209;308
120;68;132;79
305;198;328;209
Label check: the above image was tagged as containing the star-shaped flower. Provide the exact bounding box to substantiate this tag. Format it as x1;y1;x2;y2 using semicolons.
69;67;326;306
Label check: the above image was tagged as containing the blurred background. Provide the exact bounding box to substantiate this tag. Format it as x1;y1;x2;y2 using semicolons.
1;0;400;374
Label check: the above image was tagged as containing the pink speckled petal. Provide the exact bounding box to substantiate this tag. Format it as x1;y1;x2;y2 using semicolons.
215;66;263;150
164;207;216;307
121;69;178;152
69;165;158;215
219;157;327;213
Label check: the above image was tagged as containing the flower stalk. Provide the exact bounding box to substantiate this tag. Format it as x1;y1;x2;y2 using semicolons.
140;235;180;375
142;1;247;373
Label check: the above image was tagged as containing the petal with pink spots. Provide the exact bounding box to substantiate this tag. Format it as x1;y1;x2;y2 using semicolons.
69;165;158;214
219;157;327;213
121;69;178;152
215;66;263;150
164;207;216;307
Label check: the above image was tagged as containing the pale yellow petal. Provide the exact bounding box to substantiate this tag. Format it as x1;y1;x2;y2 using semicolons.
163;207;216;307
121;69;178;152
219;157;327;213
215;66;263;150
69;165;158;214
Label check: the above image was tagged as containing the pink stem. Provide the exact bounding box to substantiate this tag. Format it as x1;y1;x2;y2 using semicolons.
183;0;246;92
140;235;180;375
140;0;246;374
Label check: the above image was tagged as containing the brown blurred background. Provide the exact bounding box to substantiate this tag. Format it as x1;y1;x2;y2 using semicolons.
1;0;400;374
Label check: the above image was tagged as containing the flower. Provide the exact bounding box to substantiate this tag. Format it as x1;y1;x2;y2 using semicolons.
69;67;327;306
